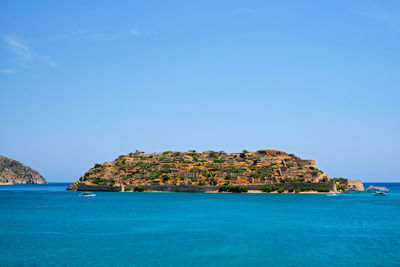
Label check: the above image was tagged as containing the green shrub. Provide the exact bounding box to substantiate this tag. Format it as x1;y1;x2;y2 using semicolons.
125;187;131;191
219;185;248;193
92;178;105;184
261;185;284;193
261;185;278;192
122;175;132;180
316;187;330;192
261;185;270;192
255;166;272;180
219;185;227;192
162;174;170;182
149;170;162;179
214;159;224;163
209;179;217;186
299;187;318;192
332;177;345;182
223;166;246;173
288;187;294;192
295;188;301;193
134;186;145;192
336;185;347;191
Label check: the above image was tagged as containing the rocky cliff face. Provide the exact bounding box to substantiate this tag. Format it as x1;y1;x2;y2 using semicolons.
0;155;47;184
67;149;330;191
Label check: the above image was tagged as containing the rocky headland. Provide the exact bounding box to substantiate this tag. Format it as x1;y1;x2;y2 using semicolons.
67;149;363;193
0;155;47;184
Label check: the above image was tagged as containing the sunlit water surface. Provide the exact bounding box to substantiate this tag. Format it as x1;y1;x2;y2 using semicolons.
1;182;399;266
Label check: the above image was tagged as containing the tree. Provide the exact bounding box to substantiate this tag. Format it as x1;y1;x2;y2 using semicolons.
219;185;248;193
162;174;170;182
255;166;272;180
134;186;145;192
209;179;217;186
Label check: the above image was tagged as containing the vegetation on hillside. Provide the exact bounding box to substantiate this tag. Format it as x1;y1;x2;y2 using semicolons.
68;149;331;190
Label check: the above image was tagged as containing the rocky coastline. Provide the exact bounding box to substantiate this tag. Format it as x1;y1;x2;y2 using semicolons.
0;155;47;184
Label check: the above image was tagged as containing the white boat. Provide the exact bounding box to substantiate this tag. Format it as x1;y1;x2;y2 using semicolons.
326;192;338;197
366;185;389;193
81;192;96;197
345;187;362;193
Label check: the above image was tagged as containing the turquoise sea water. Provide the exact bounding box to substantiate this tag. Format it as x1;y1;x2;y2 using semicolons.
1;183;399;266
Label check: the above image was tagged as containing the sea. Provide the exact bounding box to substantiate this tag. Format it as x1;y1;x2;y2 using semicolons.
0;183;399;266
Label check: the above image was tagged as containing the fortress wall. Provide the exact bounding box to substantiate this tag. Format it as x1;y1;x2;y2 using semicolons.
76;183;123;192
244;181;335;191
297;160;316;167
347;180;364;191
143;185;220;192
143;182;335;192
75;181;335;192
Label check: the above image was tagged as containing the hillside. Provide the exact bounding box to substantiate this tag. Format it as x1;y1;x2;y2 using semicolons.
67;149;333;192
0;155;47;184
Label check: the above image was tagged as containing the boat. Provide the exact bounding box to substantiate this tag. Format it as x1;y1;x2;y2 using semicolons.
345;187;362;193
366;185;389;193
326;192;338;197
373;191;387;196
81;192;96;197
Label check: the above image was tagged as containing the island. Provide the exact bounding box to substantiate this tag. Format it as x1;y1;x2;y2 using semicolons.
67;149;363;193
0;155;47;184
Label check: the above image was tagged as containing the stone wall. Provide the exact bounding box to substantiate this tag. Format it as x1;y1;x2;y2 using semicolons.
129;181;335;192
142;185;220;192
244;181;335;191
347;180;364;191
297;159;316;167
73;181;335;192
76;183;123;192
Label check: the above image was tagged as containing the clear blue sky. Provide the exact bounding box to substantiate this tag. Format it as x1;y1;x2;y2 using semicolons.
1;0;399;182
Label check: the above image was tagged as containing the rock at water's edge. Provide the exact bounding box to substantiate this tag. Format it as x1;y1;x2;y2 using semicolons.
0;155;47;184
